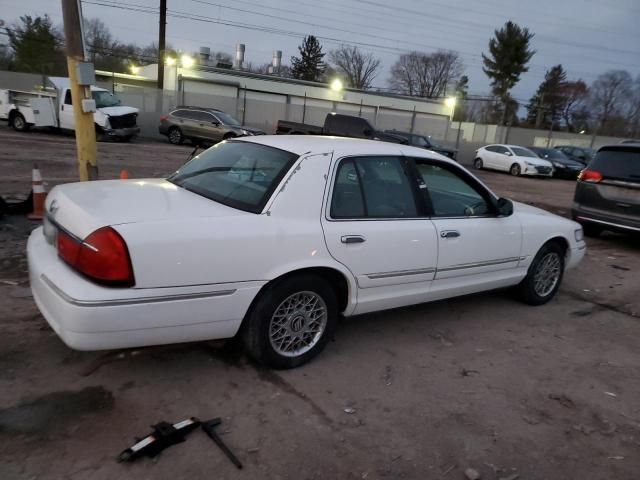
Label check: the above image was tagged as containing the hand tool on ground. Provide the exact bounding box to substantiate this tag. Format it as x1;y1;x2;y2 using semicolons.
201;418;243;469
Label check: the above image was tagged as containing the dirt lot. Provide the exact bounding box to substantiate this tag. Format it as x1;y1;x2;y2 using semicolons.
1;126;639;480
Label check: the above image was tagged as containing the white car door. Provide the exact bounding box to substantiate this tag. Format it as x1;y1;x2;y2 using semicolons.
412;159;522;286
493;145;513;171
482;146;498;169
321;155;439;314
59;89;75;129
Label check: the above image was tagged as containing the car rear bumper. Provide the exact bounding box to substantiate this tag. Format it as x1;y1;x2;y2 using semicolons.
28;227;263;351
572;206;640;233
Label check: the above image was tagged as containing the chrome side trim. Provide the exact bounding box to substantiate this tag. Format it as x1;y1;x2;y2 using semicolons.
366;267;436;280
576;216;640;232
41;274;236;307
437;256;521;272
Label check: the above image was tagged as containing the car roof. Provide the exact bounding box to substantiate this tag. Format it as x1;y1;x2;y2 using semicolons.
236;135;454;161
598;143;640;151
173;106;223;112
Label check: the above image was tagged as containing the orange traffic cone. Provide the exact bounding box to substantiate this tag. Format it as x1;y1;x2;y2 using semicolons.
119;169;129;179
28;165;46;220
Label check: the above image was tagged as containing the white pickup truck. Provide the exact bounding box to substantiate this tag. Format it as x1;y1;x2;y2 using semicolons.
0;76;140;141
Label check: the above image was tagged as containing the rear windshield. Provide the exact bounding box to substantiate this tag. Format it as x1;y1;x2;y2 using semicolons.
167;141;298;213
591;148;640;181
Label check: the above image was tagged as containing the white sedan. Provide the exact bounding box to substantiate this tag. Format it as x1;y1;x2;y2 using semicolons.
474;144;554;177
28;136;586;368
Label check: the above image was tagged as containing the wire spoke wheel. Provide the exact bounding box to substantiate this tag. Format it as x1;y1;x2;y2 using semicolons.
269;291;328;358
533;252;562;297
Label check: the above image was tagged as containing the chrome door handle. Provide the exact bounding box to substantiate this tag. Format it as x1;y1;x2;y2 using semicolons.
440;230;460;239
341;235;365;244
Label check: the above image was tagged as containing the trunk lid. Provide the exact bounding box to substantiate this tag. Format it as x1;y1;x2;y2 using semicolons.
44;178;245;240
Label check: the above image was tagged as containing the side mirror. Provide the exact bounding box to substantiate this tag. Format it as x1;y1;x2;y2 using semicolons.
363;128;373;137
505;151;513;156
212;120;220;126
497;197;513;216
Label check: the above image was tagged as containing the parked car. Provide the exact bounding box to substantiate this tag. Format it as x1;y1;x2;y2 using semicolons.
159;106;265;145
572;143;640;236
474;144;554;177
554;145;595;165
28;136;585;368
276;113;408;144
383;130;457;159
620;139;640;144
528;147;584;179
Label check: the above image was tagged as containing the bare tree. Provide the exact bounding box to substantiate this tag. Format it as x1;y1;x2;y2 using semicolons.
590;70;633;132
624;75;640;137
328;45;380;90
389;50;463;98
559;80;588;132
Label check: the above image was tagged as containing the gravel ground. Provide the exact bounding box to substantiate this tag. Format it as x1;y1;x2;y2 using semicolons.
1;126;639;480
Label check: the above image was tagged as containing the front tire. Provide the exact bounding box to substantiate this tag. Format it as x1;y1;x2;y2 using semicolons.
10;112;29;132
473;158;483;170
241;274;337;369
517;242;565;305
510;163;521;176
168;126;184;145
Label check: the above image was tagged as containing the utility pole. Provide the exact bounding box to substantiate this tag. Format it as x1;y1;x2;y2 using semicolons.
158;0;167;90
61;0;98;181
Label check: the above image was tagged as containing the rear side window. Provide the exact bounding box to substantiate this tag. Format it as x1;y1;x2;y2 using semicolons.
172;110;188;118
331;156;418;218
590;148;640;181
168;141;298;213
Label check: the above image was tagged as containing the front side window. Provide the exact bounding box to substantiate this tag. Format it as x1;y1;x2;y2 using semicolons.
331;156;418;218
416;162;492;217
168;141;298;213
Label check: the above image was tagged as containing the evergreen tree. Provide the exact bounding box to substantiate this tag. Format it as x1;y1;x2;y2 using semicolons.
525;65;567;128
482;21;535;124
8;15;66;75
290;35;325;81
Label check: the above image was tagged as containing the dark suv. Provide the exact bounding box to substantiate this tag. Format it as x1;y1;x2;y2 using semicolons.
572;144;640;236
159;106;265;145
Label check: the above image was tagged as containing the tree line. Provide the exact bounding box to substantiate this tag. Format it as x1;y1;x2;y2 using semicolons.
1;15;639;137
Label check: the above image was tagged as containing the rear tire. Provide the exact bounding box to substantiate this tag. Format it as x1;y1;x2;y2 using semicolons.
473;158;483;170
510;163;521;176
168;127;184;145
241;274;337;369
10;112;29;132
582;224;602;237
517;242;565;305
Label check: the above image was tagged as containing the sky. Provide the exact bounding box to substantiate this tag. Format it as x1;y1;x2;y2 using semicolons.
1;0;639;105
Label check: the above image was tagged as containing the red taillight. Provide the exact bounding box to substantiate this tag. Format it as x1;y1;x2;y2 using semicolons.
578;169;602;183
57;227;134;287
160;114;168;121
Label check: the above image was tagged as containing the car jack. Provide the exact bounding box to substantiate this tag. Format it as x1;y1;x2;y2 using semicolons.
117;417;200;462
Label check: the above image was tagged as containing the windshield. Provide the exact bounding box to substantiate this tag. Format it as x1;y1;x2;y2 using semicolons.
92;90;122;108
167;141;298;213
532;148;566;160
511;147;538;158
412;135;432;147
214;111;242;126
